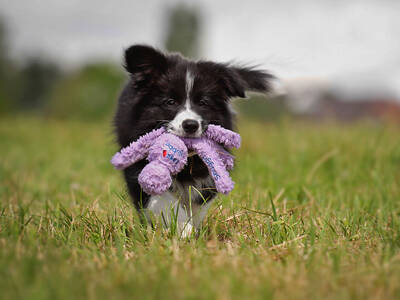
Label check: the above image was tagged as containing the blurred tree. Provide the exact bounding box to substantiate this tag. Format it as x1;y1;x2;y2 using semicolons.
234;95;290;122
164;5;201;58
47;63;124;120
0;19;8;81
0;18;16;113
0;17;62;114
17;58;61;111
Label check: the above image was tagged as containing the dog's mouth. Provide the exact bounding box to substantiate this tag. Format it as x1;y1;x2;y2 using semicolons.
166;124;205;138
167;128;202;138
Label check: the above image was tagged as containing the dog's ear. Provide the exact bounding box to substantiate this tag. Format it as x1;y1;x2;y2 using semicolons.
124;45;167;82
221;64;275;98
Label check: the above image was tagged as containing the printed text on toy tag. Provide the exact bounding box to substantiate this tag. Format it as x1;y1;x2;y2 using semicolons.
203;156;220;181
163;142;184;164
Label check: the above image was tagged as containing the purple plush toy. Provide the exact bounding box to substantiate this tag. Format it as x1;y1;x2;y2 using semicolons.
111;125;241;195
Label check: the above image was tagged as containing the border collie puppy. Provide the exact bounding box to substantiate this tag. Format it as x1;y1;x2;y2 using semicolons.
114;45;273;236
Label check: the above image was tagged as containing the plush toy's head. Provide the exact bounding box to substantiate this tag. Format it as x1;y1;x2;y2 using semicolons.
147;133;188;174
138;133;188;195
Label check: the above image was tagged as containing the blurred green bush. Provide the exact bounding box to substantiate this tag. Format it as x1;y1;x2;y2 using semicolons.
46;63;124;121
234;95;289;122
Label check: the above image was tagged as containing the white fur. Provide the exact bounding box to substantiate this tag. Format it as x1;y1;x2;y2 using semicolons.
168;70;203;137
146;191;194;238
192;200;213;229
145;186;214;237
185;70;194;101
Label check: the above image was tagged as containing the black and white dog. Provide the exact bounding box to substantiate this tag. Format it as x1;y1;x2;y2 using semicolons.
114;45;273;236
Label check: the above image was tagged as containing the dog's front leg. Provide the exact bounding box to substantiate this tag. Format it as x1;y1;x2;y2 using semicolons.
145;191;193;238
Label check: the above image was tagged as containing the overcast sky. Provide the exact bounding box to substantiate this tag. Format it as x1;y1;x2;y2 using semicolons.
1;0;400;96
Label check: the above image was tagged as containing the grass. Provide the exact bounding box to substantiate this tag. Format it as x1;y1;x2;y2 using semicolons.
1;116;400;300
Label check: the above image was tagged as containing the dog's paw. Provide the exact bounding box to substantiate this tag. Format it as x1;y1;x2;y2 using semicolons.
180;222;194;238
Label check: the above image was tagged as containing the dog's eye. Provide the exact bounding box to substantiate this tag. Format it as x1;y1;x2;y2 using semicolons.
164;99;176;106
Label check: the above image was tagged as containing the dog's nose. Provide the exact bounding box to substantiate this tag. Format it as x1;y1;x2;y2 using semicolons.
182;119;199;134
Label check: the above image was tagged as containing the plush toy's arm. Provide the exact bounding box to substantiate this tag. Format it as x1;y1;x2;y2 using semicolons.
204;125;241;149
111;127;166;170
188;138;235;194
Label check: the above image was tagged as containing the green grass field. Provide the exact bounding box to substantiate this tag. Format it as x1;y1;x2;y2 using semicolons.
1;116;400;300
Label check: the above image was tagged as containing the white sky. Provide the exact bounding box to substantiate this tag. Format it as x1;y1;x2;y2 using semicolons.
1;0;400;96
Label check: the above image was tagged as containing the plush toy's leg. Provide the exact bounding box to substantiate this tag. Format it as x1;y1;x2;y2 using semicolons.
138;161;173;195
189;140;235;194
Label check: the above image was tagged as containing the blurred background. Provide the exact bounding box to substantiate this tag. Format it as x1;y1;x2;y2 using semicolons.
1;0;400;123
2;2;400;298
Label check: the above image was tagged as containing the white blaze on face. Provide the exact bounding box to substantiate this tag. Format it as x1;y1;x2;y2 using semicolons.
168;69;203;137
185;69;194;102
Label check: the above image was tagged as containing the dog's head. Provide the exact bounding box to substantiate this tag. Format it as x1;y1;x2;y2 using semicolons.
115;45;274;146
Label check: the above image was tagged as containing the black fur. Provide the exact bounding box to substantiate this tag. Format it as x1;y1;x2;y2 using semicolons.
114;45;273;209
